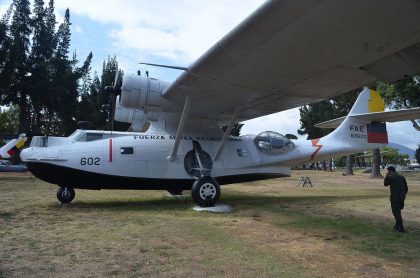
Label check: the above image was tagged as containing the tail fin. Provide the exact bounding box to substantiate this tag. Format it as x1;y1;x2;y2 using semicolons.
322;88;388;151
306;87;419;161
0;134;27;159
348;87;385;115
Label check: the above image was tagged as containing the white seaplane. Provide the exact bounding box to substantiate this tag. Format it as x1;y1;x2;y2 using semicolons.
13;0;420;206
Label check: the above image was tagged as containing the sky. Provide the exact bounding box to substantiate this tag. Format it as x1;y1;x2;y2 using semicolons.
0;0;419;149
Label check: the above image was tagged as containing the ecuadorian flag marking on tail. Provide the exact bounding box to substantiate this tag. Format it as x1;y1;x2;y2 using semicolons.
368;89;385;113
367;122;388;143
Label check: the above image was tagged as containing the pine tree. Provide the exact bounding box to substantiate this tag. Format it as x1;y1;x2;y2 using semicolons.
6;0;32;133
0;3;14;100
0;3;13;65
49;8;75;135
44;0;56;57
29;0;54;132
31;0;46;63
55;8;71;62
99;56;129;131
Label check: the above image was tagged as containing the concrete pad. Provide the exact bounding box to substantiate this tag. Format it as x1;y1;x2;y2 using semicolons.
193;204;233;213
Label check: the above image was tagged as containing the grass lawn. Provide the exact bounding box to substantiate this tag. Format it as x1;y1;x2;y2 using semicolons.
1;170;419;277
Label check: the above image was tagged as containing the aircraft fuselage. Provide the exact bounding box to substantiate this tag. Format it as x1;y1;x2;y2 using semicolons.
22;131;314;191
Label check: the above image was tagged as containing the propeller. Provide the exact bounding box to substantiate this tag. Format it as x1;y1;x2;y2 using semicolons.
104;67;122;133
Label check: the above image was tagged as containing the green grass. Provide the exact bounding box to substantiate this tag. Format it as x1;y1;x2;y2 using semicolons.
0;171;419;277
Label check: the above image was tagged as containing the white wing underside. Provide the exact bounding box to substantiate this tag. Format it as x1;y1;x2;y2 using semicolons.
162;0;420;123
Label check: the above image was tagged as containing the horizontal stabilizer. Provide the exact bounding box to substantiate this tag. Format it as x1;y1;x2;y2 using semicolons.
315;107;420;129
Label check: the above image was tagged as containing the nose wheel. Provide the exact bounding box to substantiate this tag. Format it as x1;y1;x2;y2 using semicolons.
191;176;220;207
57;186;75;204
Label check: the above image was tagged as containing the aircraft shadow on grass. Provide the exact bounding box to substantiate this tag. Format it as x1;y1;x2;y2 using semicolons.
51;193;391;212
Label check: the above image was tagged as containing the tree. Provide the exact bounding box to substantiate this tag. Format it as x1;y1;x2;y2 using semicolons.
345;155;354;175
298;100;334;139
375;76;420;176
370;148;382;178
97;56;129;131
28;0;56;132
0;2;93;136
0;3;14;99
415;146;420;164
377;77;420;109
5;0;32;133
382;147;410;166
0;105;19;135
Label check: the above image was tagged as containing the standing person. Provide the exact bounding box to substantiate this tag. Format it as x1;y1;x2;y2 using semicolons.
384;166;408;233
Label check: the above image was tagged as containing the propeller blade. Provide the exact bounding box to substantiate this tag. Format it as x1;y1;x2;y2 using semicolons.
113;65;119;89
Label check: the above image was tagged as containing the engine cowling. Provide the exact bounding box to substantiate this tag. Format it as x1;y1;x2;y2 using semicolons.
120;75;170;121
114;96;148;131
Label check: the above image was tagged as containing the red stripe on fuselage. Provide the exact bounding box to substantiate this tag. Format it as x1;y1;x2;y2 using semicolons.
310;138;323;160
109;139;113;162
303;139;323;163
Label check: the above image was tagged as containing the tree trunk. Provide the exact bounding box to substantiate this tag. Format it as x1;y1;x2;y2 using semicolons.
370;148;383;178
322;160;327;171
18;95;29;134
345;155;354;176
328;158;333;172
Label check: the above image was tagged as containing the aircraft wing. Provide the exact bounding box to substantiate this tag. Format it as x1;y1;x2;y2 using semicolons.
163;0;420;123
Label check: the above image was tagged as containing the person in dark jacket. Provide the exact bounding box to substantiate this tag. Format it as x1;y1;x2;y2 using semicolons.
384;166;408;233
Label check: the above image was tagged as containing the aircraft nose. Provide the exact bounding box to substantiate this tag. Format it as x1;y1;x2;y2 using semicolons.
20;148;31;161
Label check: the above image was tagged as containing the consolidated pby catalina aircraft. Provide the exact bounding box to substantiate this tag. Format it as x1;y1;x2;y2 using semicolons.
19;0;420;207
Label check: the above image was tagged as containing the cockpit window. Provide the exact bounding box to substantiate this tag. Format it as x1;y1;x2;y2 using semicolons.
254;131;294;154
86;133;103;141
72;131;103;142
69;130;86;142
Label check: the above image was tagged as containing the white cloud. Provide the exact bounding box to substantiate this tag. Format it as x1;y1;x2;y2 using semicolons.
73;25;82;33
388;121;419;150
54;0;265;63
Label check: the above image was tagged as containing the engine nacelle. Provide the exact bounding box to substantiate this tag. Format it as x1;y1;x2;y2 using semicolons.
120;75;170;121
114;96;148;131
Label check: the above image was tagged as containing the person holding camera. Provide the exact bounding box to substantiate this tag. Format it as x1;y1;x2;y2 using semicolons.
384;166;408;233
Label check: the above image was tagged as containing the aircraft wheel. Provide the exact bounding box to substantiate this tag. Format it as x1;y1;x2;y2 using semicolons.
191;176;220;207
167;188;183;196
57;187;75;204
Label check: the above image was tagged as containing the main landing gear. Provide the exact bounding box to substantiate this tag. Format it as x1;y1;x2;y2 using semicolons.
57;186;75;204
184;141;220;207
191;176;220;207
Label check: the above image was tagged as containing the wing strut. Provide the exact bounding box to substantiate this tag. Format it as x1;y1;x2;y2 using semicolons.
168;96;192;161
412;120;420;131
213;106;242;161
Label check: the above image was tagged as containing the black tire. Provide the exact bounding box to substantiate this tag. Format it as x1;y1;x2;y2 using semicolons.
57;187;75;204
167;188;183;196
191;176;220;207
